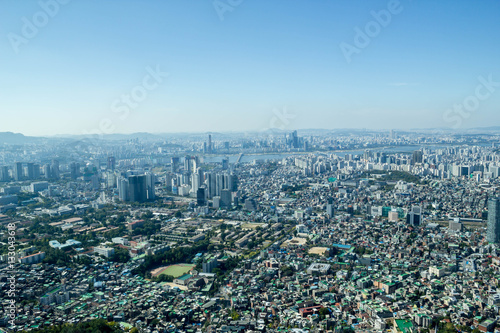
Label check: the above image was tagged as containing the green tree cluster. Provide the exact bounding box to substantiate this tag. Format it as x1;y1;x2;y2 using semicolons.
110;247;130;263
19;318;127;333
132;240;209;276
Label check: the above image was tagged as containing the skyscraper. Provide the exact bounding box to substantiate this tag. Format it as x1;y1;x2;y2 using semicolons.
220;189;231;208
192;156;199;172
197;188;206;206
406;206;422;226
207;172;216;199
14;162;23;181
216;173;224;196
128;175;147;203
223;173;232;193
287;130;299;148
51;160;60;179
293;130;299;148
487;198;500;243
171;157;180;173
106;171;116;189
43;164;52;179
69;162;80;180
26;162;35;180
222;158;229;170
118;178;129;201
0;166;10;182
229;173;238;191
33;164;40;179
184;156;192;174
208;134;212;154
107;156;116;171
412;151;423;165
191;170;202;197
326;198;334;218
146;173;156;201
91;174;100;190
165;173;173;192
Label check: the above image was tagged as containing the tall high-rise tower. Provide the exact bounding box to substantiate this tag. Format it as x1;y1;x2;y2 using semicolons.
412;151;423;165
128;175;147;203
51;159;60;179
171;157;180;173
118;178;129;201
0;166;9;181
197;188;206;206
487;198;500;243
13;162;23;181
207;173;216;199
222;158;229;170
208;134;212;154
292;130;299;148
70;162;80;180
184;156;192;174
26;162;35;180
145;173;156;201
326;198;334;218
107;156;116;171
43;164;52;179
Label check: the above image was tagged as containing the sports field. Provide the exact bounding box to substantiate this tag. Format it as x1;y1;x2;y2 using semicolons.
151;263;195;278
308;247;329;256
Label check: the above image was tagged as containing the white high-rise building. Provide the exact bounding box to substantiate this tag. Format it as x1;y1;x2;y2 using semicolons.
118;178;129;201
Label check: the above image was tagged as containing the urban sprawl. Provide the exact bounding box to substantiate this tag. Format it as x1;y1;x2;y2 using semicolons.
1;130;500;333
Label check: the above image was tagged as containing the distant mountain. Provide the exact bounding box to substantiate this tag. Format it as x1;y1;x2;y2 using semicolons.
408;127;500;134
57;132;167;141
470;126;500;132
5;126;500;144
0;132;40;144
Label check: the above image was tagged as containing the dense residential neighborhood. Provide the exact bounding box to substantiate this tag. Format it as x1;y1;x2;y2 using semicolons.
1;131;500;332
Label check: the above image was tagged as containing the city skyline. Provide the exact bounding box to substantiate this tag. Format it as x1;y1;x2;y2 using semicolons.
2;2;500;328
4;124;500;141
1;1;500;136
2;109;500;331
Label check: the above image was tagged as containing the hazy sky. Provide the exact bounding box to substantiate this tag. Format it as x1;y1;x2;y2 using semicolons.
1;0;499;136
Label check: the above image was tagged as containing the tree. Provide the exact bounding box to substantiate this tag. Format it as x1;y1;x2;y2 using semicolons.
230;309;240;320
43;247;72;266
280;265;294;277
155;274;174;282
110;247;130;263
141;211;154;220
19;318;125;333
318;307;329;320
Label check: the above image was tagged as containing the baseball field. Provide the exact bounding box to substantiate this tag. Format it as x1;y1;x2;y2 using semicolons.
151;263;195;278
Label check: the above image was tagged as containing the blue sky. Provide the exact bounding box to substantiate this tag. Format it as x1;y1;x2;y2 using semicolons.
1;0;499;136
